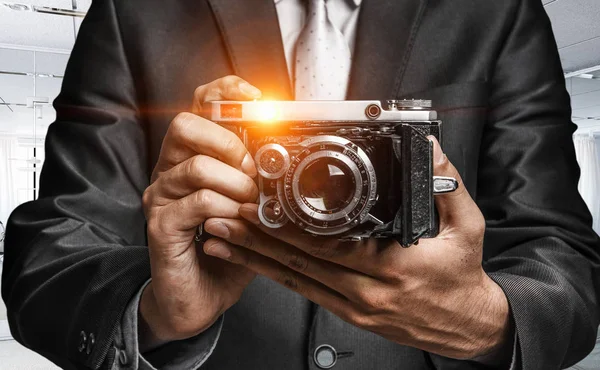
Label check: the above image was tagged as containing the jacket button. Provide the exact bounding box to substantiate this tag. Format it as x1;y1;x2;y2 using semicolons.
86;333;95;355
78;331;87;353
314;344;337;369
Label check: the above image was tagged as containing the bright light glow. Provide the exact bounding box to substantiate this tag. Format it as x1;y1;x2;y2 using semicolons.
257;102;280;122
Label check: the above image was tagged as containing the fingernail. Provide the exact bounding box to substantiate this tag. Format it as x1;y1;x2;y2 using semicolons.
428;136;445;165
205;241;232;260
205;222;230;239
239;82;262;98
241;153;258;177
239;204;261;225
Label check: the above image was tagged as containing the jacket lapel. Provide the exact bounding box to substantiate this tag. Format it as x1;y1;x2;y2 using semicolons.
207;0;427;101
207;0;293;100
347;0;428;100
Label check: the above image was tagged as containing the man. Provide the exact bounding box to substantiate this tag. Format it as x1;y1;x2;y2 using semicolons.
2;0;599;369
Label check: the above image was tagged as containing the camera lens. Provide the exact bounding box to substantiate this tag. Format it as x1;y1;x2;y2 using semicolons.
298;158;356;212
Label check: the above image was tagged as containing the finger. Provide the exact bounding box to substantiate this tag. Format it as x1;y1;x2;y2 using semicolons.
428;136;485;234
202;238;358;321
236;203;382;276
192;76;262;113
154;112;256;180
204;218;375;299
151;189;242;235
150;154;258;204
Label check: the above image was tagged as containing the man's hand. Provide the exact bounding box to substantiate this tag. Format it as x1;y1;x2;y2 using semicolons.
202;137;512;359
140;76;262;348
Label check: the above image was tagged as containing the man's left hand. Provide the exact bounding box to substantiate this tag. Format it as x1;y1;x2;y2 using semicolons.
203;137;511;360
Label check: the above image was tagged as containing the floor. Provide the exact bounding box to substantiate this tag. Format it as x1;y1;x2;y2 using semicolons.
0;339;60;370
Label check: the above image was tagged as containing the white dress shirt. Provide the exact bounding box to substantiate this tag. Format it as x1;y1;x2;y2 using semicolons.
274;0;362;79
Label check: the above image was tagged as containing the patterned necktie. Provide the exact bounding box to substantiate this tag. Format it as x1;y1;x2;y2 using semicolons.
293;0;352;100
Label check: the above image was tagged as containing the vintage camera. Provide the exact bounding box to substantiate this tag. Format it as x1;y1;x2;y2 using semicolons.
203;99;458;247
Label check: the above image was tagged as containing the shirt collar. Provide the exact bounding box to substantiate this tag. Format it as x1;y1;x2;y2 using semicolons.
273;0;362;7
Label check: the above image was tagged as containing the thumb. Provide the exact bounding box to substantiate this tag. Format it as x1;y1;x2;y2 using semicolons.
192;76;262;114
428;136;484;235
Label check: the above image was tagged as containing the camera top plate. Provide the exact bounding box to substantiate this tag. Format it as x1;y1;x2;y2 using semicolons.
202;100;438;123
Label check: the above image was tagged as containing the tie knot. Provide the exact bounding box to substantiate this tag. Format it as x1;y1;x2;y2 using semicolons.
294;0;352;100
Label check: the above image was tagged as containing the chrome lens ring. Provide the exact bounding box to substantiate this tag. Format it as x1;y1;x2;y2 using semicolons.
291;150;363;222
278;135;377;235
258;196;288;228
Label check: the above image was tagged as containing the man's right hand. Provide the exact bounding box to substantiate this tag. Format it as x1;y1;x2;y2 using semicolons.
139;76;262;348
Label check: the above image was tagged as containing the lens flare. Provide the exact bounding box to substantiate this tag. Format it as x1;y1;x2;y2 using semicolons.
257;102;279;122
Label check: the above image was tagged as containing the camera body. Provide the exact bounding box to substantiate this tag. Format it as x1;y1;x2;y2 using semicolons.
203;99;453;247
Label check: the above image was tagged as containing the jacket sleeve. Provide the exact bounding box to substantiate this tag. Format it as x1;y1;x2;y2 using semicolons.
474;0;599;368
116;281;223;370
0;0;219;368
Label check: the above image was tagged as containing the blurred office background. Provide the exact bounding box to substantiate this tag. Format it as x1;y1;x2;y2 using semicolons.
0;0;599;368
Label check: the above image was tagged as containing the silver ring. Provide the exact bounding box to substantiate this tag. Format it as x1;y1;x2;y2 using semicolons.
194;224;203;242
433;176;459;194
277;135;378;236
290;150;363;222
255;143;290;180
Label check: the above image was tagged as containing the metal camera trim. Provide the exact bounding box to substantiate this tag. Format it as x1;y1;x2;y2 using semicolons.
258;195;289;228
203;100;452;243
277;135;378;236
291;150;363;222
254;143;291;180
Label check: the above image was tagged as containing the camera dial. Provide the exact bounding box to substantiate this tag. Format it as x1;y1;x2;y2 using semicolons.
258;197;288;228
255;143;290;179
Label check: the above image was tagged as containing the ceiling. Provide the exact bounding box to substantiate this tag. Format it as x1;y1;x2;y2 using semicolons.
542;0;600;132
0;0;90;50
0;0;599;131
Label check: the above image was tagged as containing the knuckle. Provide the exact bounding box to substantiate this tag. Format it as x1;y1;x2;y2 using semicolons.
471;224;485;243
221;133;243;157
348;311;373;329
146;213;170;241
475;214;486;236
221;75;242;93
463;214;486;246
222;75;239;85
187;155;208;180
171;112;194;137
146;217;160;236
194;189;213;211
240;249;253;267
242;231;256;251
284;252;309;273
240;178;258;201
193;86;204;102
378;261;403;282
142;186;154;212
309;238;338;259
278;271;300;292
355;287;388;313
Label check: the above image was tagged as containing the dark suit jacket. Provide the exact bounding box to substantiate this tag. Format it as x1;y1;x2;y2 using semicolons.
2;0;599;369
